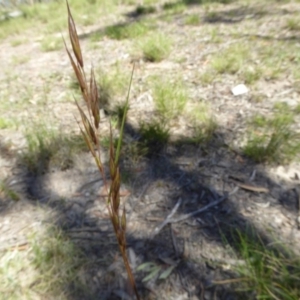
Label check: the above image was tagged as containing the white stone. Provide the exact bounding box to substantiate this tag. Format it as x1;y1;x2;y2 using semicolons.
231;84;249;96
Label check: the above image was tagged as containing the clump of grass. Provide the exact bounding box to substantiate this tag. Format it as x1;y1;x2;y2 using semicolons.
0;222;85;299
122;140;148;165
30;226;85;297
210;28;223;43
185;101;217;143
243;110;300;164
135;5;157;15
241;66;262;85
199;71;215;85
64;3;140;299
251;93;265;103
151;76;188;120
223;229;300;300
21;126;87;175
140;33;172;62
139;120;170;154
0;180;20;201
97;66;130;114
11;55;30;65
185;14;201;25
211;44;249;75
163;1;187;14
286;17;300;31
105;21;152;40
0;117;15;129
204;10;220;22
40;36;63;52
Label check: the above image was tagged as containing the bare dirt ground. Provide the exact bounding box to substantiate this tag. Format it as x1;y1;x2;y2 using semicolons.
1;1;300;299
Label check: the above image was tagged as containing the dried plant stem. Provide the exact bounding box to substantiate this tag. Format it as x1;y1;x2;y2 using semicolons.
64;1;140;299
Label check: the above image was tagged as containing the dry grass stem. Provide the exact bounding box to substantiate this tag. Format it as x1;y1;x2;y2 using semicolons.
64;1;140;299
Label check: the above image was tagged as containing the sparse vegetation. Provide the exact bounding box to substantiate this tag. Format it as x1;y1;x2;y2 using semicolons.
163;1;187;14
40;36;63;52
1;0;300;299
139;120;170;153
0;0;105;40
11;55;30;65
140;32;172;62
286;17;300;31
135;5;157;15
0;224;86;300
210;27;223;43
185;13;201;25
241;66;262;85
96;65;130;113
151;76;188;120
0;117;15;129
222;229;300;300
199;71;215;85
243;108;300;163
10;38;27;47
21;126;87;175
105;21;152;40
211;43;249;75
185;101;217;143
0;180;20;201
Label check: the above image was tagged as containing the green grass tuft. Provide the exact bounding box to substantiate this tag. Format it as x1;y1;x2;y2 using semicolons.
243;109;300;164
0;223;86;300
139;120;170;154
211;44;249;75
140;33;172;62
185;101;217;143
105;21;152;40
163;1;187;14
286;17;300;31
97;65;130;113
224;229;300;300
0;180;20;201
135;5;157;15
241;66;262;85
185;14;201;25
0;117;16;129
151;76;188;120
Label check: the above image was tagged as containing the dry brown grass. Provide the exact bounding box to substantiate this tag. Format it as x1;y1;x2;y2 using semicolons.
64;2;140;299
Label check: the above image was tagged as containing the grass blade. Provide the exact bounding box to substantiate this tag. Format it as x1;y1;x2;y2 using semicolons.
114;64;134;165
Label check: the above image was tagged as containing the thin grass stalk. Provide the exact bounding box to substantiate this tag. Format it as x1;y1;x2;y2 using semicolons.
64;1;140;299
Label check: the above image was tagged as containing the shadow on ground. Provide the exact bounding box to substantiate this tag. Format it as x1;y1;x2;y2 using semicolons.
0;113;299;299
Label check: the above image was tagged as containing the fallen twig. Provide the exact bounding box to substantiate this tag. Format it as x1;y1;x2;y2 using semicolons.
152;187;238;237
169;195;227;224
152;198;182;236
229;178;269;193
0;240;28;252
